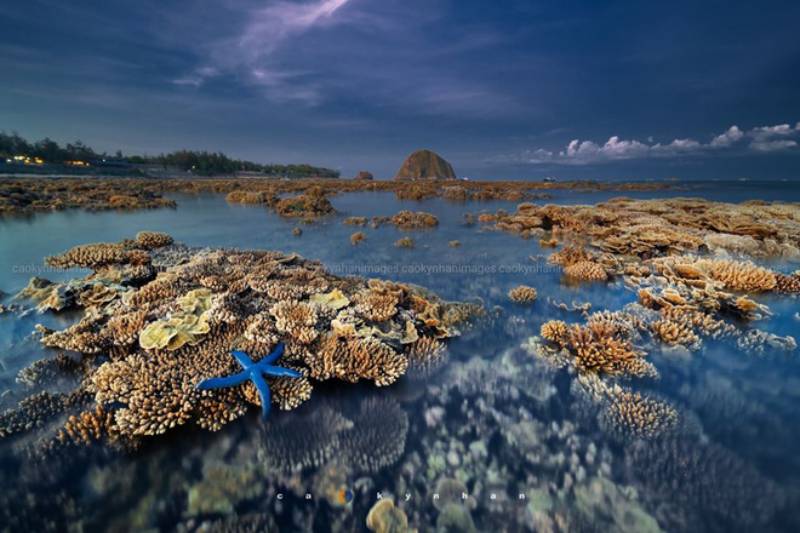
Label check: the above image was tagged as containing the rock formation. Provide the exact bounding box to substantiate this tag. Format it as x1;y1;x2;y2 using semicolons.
395;149;457;180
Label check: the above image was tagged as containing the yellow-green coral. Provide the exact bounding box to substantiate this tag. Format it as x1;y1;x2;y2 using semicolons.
139;312;211;351
310;289;350;310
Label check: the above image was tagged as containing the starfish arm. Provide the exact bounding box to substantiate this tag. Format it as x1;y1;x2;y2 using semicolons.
250;371;272;420
196;371;248;390
231;350;255;370
263;342;285;364
263;365;302;379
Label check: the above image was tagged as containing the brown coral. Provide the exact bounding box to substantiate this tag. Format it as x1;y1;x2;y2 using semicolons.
46;243;150;270
394;236;414;248
310;335;408;386
508;285;537;303
703;259;777;292
651;319;700;348
563;261;608;282
549;245;590;267
540;320;569;345
406;336;447;379
270;300;319;344
390;210;439;229
134;231;174;249
601;387;678;439
568;326;656;378
775;273;800;294
350;231;366;246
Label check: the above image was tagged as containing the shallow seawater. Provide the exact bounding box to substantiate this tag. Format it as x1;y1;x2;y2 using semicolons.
1;182;799;532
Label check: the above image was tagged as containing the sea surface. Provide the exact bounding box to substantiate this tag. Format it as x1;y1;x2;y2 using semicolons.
1;180;799;531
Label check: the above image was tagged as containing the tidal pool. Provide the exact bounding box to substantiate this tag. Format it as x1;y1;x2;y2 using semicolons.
1;182;799;532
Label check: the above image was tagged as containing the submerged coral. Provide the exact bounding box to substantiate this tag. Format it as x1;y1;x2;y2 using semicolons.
395;236;414;248
508;285;538;303
11;234;479;444
389;210;439;229
625;436;785;528
350;231;366;246
539;317;657;379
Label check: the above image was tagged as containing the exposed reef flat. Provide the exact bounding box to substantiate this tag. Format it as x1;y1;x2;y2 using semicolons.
1;233;482;450
0;177;675;216
481;197;800;259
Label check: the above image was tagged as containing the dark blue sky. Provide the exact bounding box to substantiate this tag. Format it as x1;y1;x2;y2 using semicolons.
2;0;800;179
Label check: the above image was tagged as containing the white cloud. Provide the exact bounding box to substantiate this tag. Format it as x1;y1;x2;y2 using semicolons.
752;123;793;137
710;125;743;147
751;139;798;152
512;121;799;165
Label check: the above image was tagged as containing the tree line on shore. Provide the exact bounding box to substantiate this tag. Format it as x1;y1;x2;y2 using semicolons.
0;132;339;178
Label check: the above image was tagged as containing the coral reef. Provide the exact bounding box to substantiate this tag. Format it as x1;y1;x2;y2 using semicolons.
484;198;800;259
7;234;478;444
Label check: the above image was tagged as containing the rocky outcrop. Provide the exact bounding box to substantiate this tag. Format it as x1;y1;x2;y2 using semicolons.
395;149;456;180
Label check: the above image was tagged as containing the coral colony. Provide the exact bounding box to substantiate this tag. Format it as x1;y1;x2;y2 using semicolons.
196;345;302;420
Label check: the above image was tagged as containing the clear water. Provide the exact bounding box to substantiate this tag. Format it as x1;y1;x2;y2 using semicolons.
1;182;799;532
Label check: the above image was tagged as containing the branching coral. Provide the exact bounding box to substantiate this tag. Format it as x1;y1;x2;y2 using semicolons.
625;437;785;528
548;245;589;267
700;259;777;292
134;231;174;249
354;286;401;322
563;261;608;282
270;300;319;344
540;320;569;345
406;336;448;379
46;242;150;270
309;335;408;386
651;319;701;348
508;285;537;303
600;386;678;439
567;325;656;378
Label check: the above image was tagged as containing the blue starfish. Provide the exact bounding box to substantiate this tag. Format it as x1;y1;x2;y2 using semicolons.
196;343;301;420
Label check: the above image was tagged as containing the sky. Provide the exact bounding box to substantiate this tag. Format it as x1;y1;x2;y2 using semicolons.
1;0;800;180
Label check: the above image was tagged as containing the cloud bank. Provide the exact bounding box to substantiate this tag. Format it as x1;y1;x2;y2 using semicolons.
513;122;800;165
